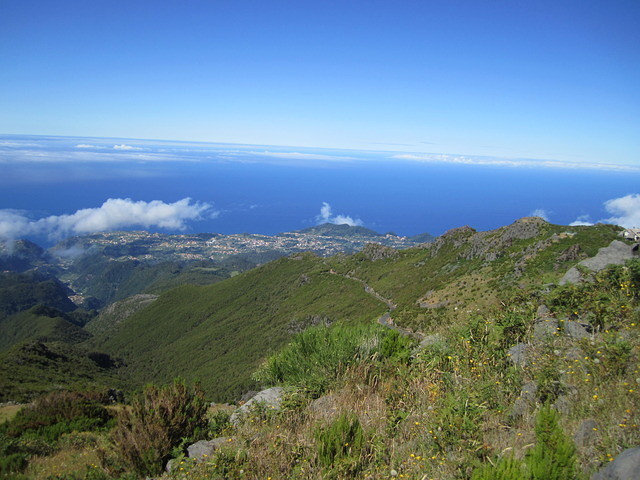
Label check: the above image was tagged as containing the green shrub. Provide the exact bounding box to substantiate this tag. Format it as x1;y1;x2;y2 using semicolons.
208;409;231;437
253;323;413;396
5;390;112;441
315;413;365;474
526;405;577;480
473;406;578;480
472;455;526;480
108;379;208;477
0;452;28;475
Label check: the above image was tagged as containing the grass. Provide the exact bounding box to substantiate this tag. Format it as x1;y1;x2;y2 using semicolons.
0;406;22;425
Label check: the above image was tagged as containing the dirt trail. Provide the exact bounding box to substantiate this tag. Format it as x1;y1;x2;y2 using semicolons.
329;269;423;339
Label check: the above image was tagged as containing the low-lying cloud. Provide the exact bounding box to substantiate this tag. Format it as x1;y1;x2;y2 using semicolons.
392;153;640;172
569;193;640;228
316;202;363;227
530;208;550;221
0;198;215;241
602;194;640;228
113;144;142;151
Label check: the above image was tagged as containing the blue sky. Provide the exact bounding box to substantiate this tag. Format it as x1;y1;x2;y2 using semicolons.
1;0;639;167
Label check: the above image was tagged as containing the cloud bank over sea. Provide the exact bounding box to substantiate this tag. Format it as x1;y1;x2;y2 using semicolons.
0;198;214;242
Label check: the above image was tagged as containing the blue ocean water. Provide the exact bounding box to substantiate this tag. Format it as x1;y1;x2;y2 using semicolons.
1;135;638;244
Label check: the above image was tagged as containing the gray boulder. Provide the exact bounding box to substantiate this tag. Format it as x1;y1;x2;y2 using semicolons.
510;382;538;419
230;387;285;425
574;419;599;449
187;437;230;460
564;320;592;340
507;343;531;367
309;393;339;419
533;319;560;342
417;334;444;350
591;447;640;480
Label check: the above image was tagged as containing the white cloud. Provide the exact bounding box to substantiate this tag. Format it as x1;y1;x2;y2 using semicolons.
75;144;99;149
245;150;356;161
603;193;640;228
391;153;640;172
530;208;550;221
569;215;593;226
0;198;215;241
568;194;640;228
0;210;33;241
113;144;142;151
315;202;363;227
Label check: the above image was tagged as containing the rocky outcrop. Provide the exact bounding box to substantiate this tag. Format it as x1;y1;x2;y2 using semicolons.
361;243;398;261
166;437;232;472
187;438;231;460
560;241;636;285
507;343;531;367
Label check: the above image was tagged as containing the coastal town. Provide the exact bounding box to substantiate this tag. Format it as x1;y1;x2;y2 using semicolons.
49;226;428;264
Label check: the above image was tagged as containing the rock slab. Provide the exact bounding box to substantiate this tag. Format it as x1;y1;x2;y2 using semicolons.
230;387;284;425
591;447;640;480
187;437;231;460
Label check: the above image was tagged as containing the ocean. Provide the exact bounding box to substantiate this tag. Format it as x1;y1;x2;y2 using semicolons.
1;135;638;245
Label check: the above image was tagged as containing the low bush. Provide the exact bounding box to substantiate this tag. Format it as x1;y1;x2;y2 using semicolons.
4;390;112;441
527;405;577;480
253;323;413;396
473;405;578;480
107;379;208;477
315;413;365;475
472;455;526;480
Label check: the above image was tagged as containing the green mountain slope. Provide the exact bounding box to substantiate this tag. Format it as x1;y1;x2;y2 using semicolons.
89;219;623;402
92;253;387;401
0;340;124;402
1;219;624;403
326;218;622;331
0;271;76;316
0;306;91;352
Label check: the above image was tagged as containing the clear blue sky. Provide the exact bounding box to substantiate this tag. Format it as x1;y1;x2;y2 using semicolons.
1;0;638;166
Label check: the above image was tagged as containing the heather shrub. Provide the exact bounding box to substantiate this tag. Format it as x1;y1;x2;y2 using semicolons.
472;455;526;480
472;406;578;480
315;413;365;476
108;379;208;476
5;390;111;441
527;405;578;480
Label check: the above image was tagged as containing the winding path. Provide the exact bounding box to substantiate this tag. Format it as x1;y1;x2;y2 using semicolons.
328;269;424;340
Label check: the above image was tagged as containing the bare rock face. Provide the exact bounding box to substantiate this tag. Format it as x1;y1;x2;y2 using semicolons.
507;343;531;367
533;318;560;342
564;320;592;340
556;244;583;265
